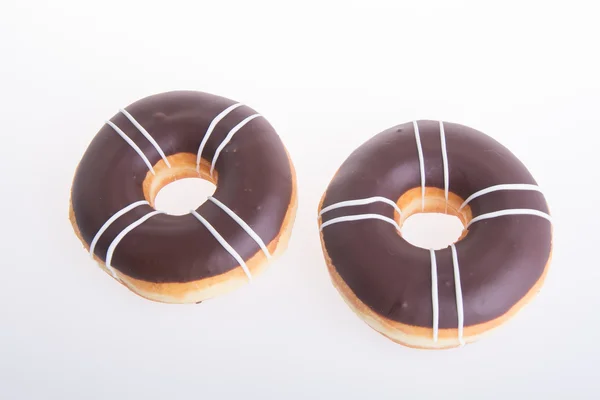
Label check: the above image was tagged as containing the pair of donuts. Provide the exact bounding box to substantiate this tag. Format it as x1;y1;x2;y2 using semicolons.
70;91;552;349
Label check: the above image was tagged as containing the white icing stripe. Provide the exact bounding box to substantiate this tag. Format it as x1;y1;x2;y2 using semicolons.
207;196;272;259
429;249;439;342
190;210;252;281
320;214;400;231
413;121;425;210
439;121;449;211
89;200;149;258
105;210;163;280
319;196;402;217
119;108;171;168
196;103;244;172
459;184;542;210
466;208;552;228
106;121;155;175
210;114;262;177
450;244;465;346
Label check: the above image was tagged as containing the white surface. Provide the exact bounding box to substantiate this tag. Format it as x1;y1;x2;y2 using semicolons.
154;178;216;216
1;0;599;398
402;213;464;250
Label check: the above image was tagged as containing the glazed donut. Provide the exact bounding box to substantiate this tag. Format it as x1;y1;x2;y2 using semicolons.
70;91;297;303
318;120;552;349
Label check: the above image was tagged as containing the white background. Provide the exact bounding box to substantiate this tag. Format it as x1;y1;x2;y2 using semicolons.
1;1;599;398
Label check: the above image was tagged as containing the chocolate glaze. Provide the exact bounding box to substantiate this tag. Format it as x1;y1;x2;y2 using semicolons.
71;91;293;283
320;121;552;328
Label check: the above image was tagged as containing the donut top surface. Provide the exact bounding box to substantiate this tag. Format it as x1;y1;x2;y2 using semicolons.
319;121;552;331
71;91;294;283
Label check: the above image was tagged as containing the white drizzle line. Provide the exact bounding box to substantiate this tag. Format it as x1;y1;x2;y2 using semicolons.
106;121;155;175
439;121;449;213
190;209;252;281
319;196;402;217
459;184;542;210
450;244;465;346
105;210;163;280
413;121;425;211
196;103;244;172
210;114;262;177
429;249;439;342
466;208;552;228
207;196;272;260
119;108;171;168
320;214;401;231
89;200;149;258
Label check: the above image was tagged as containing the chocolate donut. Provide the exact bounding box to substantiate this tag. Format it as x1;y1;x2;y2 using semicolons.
318;120;552;349
70;91;297;303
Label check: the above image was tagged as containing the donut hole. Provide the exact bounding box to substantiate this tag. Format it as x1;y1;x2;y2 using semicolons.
401;213;464;250
154;178;216;216
394;186;473;250
142;152;219;216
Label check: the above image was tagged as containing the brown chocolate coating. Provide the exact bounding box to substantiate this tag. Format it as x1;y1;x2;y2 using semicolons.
320;121;552;328
71;91;293;283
